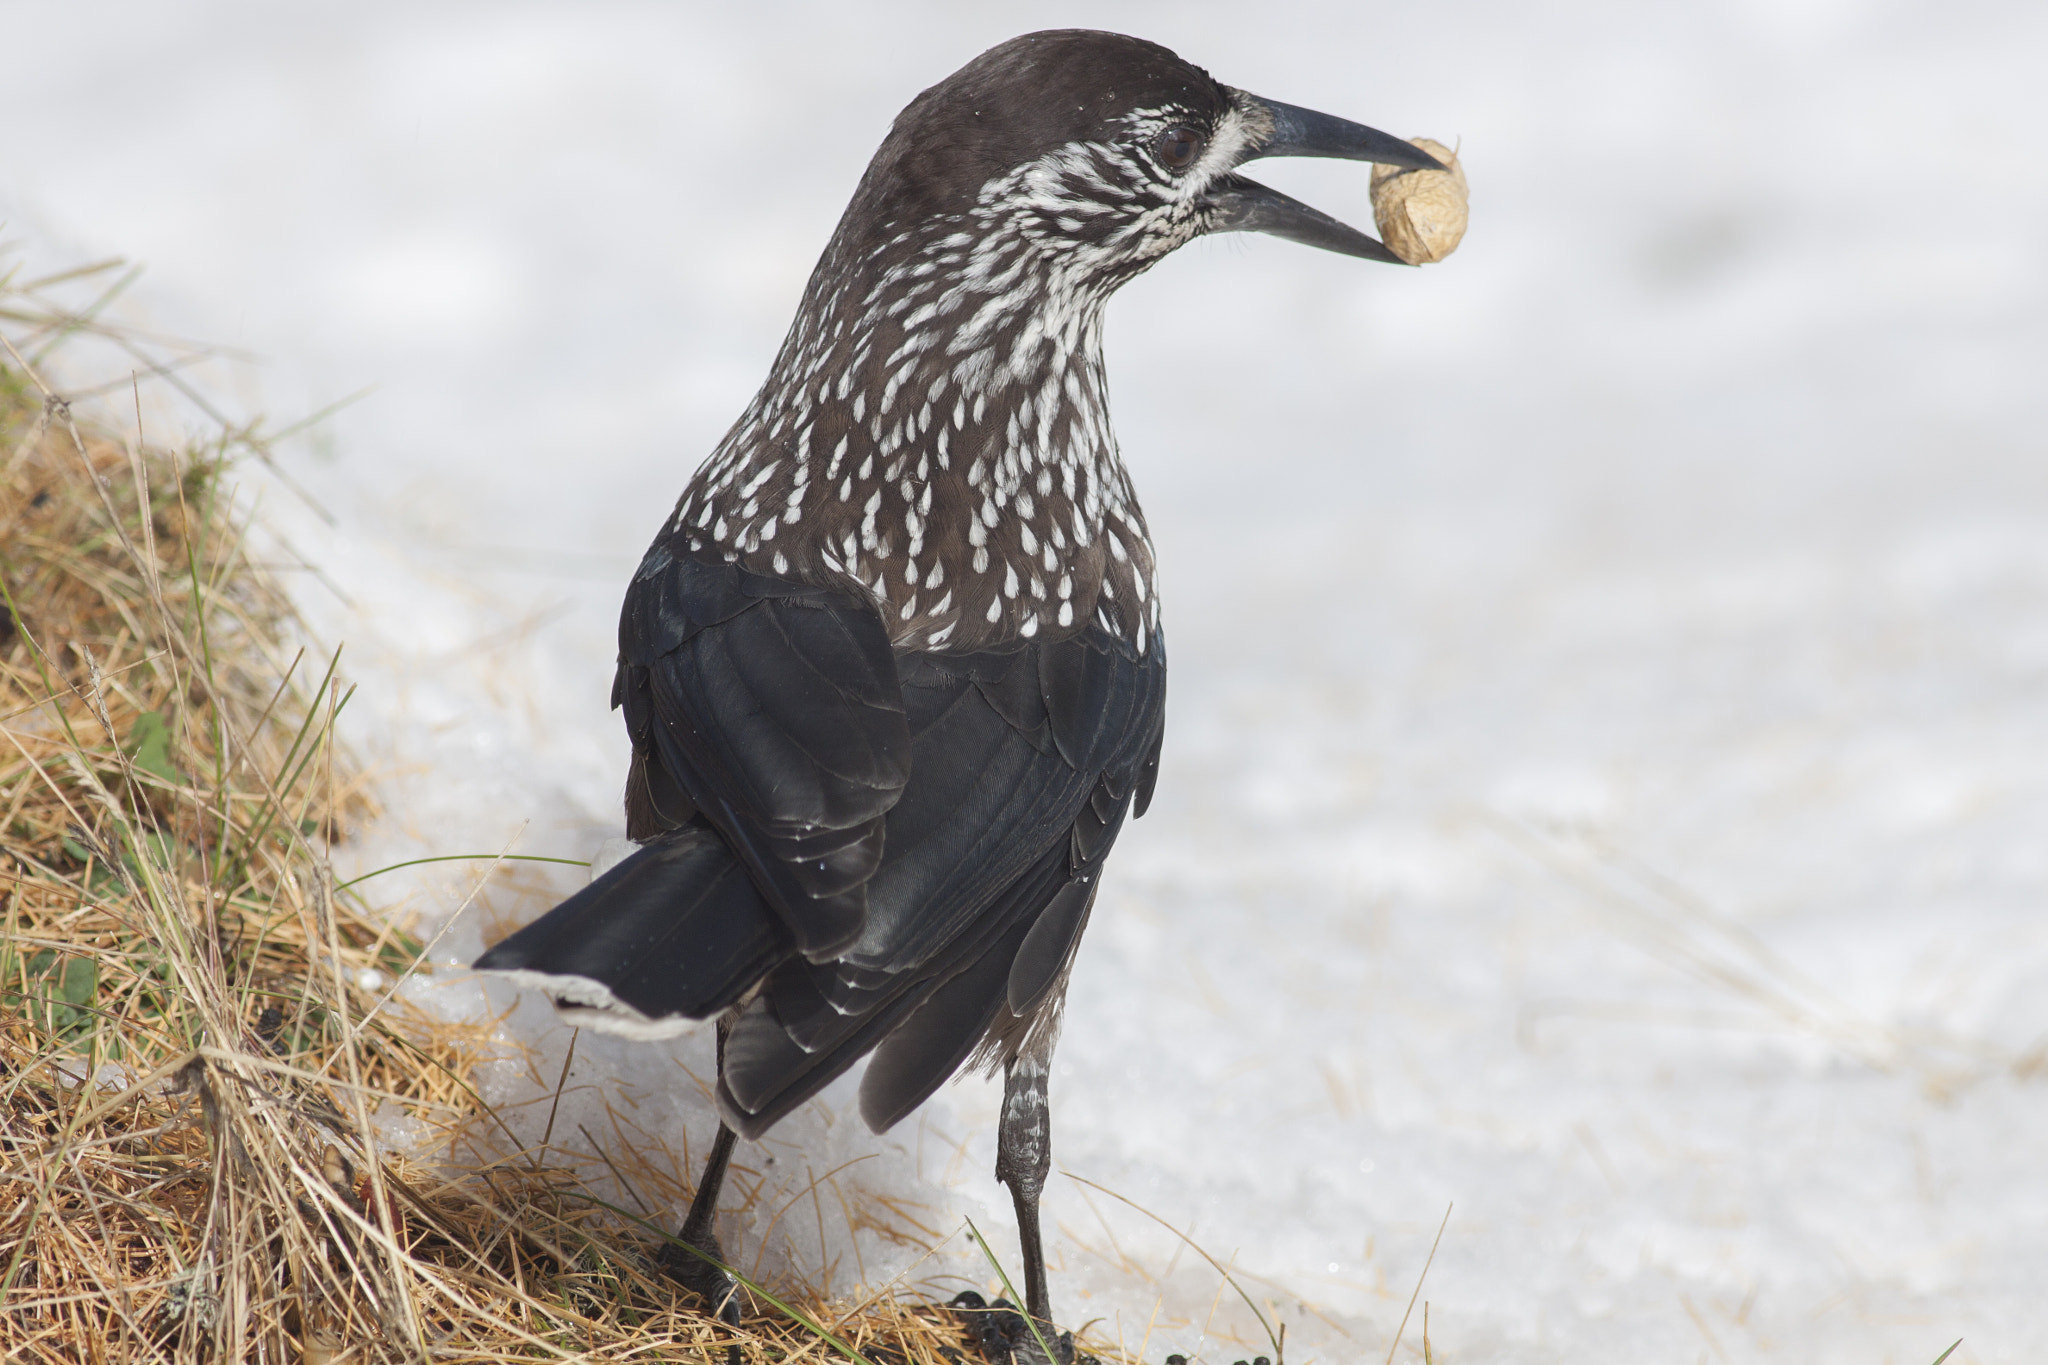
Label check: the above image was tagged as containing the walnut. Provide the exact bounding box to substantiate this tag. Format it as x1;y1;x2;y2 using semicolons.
1371;138;1468;265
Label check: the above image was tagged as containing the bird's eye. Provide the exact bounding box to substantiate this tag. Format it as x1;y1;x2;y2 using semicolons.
1154;124;1203;171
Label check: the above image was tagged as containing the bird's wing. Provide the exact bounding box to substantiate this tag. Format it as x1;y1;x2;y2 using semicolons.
718;623;1167;1136
857;629;1163;973
615;541;912;961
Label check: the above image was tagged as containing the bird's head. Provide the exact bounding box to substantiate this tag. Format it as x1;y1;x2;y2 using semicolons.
835;28;1443;299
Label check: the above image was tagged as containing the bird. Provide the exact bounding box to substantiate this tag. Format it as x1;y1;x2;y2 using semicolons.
475;28;1440;1360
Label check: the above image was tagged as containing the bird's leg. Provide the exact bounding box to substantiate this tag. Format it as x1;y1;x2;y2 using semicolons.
996;1053;1070;1364
659;1018;742;1337
668;1123;739;1301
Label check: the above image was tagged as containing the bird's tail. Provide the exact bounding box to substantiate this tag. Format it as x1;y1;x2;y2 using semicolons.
472;822;788;1040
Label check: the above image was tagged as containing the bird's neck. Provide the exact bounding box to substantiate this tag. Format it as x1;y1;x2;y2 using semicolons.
667;225;1161;655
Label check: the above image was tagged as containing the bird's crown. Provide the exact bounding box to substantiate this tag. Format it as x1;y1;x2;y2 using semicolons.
840;30;1265;286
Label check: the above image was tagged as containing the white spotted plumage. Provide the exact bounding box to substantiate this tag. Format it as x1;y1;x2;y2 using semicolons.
651;81;1279;658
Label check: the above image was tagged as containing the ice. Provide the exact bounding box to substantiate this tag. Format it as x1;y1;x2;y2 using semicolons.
7;2;2046;1360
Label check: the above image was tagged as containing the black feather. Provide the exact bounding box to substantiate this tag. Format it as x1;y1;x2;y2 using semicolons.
718;837;1076;1137
473;824;788;1022
1007;877;1097;1016
858;910;1040;1133
622;550;912;959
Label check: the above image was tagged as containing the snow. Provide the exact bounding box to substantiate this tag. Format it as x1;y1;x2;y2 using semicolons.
8;2;2047;1361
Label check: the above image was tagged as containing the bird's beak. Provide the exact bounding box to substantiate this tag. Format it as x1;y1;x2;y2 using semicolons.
1202;92;1445;266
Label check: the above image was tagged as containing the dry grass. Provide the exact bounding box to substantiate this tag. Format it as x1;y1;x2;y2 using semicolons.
0;260;1112;1365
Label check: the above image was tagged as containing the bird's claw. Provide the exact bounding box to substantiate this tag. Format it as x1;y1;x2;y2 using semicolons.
659;1235;744;1362
948;1292;1086;1365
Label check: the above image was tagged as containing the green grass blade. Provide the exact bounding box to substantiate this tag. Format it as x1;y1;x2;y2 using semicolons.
336;853;589;892
963;1216;1060;1365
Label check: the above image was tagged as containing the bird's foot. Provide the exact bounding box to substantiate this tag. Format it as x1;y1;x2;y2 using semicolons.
947;1292;1087;1365
659;1230;743;1361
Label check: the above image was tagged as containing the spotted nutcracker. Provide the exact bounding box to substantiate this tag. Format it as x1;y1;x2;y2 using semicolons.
476;28;1441;1357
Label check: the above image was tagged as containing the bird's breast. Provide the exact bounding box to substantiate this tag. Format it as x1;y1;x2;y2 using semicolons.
667;354;1162;655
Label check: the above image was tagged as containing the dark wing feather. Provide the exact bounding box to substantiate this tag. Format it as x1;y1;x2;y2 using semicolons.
472;824;786;1023
857;908;1041;1132
1006;876;1097;1015
719;835;1075;1135
617;545;912;960
855;628;1162;973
